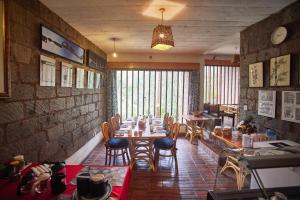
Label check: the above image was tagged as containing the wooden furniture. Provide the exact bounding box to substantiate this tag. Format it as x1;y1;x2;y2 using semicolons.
101;122;130;166
154;123;180;173
220;155;250;190
219;105;238;127
113;118;166;171
183;115;210;143
110;116;120;132
211;131;242;149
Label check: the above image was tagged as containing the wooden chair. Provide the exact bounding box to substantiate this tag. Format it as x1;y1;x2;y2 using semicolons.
101;122;130;166
154;123;180;173
110;116;120;132
115;113;121;125
220;155;250;190
185;120;203;143
164;116;174;137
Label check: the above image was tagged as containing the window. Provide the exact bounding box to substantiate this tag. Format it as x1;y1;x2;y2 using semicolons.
203;65;240;105
115;70;191;122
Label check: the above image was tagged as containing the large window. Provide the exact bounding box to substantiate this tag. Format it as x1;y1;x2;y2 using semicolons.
203;65;240;105
115;70;191;122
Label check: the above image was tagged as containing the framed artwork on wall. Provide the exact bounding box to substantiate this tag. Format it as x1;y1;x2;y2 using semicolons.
270;54;290;86
41;25;85;64
282;91;300;123
249;62;263;87
0;0;9;97
87;50;106;70
95;73;101;89
61;62;73;87
40;55;56;87
87;71;94;89
76;68;85;88
258;90;276;118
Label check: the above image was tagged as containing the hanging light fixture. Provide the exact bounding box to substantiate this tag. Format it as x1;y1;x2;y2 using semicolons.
151;8;174;51
112;38;117;58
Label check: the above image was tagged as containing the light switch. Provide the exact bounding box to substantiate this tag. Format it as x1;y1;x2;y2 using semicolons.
243;105;248;111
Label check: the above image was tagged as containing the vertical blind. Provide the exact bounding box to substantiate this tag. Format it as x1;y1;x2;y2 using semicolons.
114;70;191;122
203;65;240;105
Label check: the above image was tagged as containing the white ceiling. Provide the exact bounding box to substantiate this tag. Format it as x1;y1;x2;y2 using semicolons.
40;0;295;57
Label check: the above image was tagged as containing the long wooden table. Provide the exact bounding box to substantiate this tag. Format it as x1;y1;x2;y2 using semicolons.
113;118;166;171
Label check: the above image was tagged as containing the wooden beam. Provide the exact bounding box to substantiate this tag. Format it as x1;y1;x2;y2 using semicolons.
107;62;200;70
205;59;240;67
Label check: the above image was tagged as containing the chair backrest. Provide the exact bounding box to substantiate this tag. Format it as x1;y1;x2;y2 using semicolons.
110;116;120;132
163;113;169;128
101;122;110;143
172;123;180;143
167;116;174;131
115;113;121;124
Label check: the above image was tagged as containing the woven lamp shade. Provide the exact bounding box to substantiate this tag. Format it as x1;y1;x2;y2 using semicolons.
151;24;174;50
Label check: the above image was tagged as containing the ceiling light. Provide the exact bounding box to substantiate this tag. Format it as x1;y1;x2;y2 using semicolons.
112;38;118;58
151;8;174;51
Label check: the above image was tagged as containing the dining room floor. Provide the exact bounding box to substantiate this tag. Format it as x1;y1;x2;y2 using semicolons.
83;137;238;200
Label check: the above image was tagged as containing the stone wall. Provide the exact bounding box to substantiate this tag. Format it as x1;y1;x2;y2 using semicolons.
240;1;300;142
0;0;107;161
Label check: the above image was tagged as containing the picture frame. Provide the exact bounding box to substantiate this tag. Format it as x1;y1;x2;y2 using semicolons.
270;54;290;86
41;25;85;64
95;73;101;89
61;62;73;87
258;90;276;118
282;91;300;123
76;68;85;88
87;50;106;70
87;71;94;89
249;62;263;87
40;55;56;87
0;0;9;97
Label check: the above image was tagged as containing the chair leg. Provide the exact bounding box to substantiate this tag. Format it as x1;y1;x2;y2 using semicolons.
113;150;117;165
121;149;126;166
108;149;112;166
173;149;178;173
105;147;108;166
125;148;130;164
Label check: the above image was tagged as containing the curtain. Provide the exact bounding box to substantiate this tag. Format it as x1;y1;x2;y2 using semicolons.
107;70;118;119
188;70;200;113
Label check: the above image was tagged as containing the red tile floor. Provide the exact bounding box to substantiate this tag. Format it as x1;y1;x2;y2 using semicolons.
83;137;239;199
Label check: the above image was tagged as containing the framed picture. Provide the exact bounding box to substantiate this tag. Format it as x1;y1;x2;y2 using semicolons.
40;55;56;87
76;68;85;88
87;71;94;89
0;0;9;97
249;62;263;87
282;91;300;123
258;90;276;118
95;73;101;89
270;54;290;86
87;50;106;70
41;25;85;64
61;62;73;87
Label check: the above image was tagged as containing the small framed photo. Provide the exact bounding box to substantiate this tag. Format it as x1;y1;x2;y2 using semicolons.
40;55;56;87
270;54;290;86
249;62;263;87
61;62;73;87
76;68;85;88
87;71;94;89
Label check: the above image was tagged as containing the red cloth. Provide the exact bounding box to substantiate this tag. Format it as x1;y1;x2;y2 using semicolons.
0;164;131;200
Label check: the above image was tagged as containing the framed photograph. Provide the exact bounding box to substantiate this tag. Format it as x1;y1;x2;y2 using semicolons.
61;62;73;87
282;91;300;123
95;73;101;89
40;55;56;86
0;0;9;97
249;62;263;87
87;50;106;70
76;68;85;88
87;71;94;89
41;25;85;64
270;54;290;86
258;90;276;118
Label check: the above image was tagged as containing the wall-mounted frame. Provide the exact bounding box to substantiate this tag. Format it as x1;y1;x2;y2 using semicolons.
282;91;300;123
61;62;73;87
87;50;106;70
249;62;263;87
270;54;290;86
258;90;276;118
41;25;85;64
0;0;9;97
87;71;94;89
40;55;56;87
76;68;85;89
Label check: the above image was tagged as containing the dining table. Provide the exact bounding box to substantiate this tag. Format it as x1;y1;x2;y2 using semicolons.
113;118;166;171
